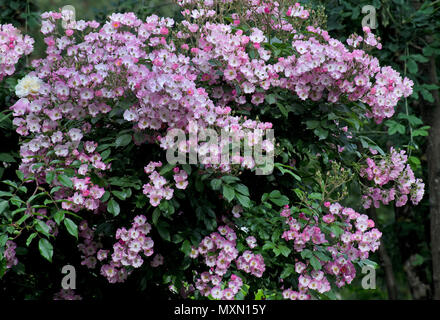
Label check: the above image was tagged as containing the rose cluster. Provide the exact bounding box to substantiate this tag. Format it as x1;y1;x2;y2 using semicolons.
360;148;425;208
0;24;34;80
281;203;381;299
53;289;82;300
142;162;188;206
3;240;19;271
100;215;154;283
77;220;102;269
190;225;264;299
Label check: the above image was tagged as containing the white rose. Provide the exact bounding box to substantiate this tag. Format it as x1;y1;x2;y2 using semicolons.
15;75;42;98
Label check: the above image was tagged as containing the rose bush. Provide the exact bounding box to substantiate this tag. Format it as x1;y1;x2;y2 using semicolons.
0;0;424;300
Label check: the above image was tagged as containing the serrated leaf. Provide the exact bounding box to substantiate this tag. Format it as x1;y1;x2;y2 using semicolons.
158;163;175;176
277;103;288;117
306;120;320;129
310;256;322;270
38;238;53;262
221;176;240;184
26;233;37;246
314;128;328;140
46;171;55;184
262;242;275;250
265;94;277;105
279;245;291;257
115;134;132;147
0;234;8;247
222;185;235;202
280;265;295;279
64;218;78;239
300;249;313;259
16;170;24;181
236;193;251;208
54;211;65;225
0;153;15;162
235;184;250;196
107;198;120;216
35;220;51;237
407;59;418;74
157;221;170;241
152;208;161;225
0;200;8;214
112;190;127;200
210;179;222;190
58;175;73;188
181;240;191;255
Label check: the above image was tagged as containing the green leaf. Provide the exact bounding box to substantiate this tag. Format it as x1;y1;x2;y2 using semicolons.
265;94;277;105
421;89;434;103
107;198;120;216
423;46;439;57
314;251;331;262
54;211;65;225
330;225;344;237
35;220;51;237
159;163;176;176
234;184;250;196
16;214;30;225
2;180;17;189
157;221;171;241
254;289;265;300
306;120;320;129
152;208;161;225
385;120;405;135
38;238;53;262
46;171;55;184
236;193;251;208
221;176;240;184
262;242;275;250
15;170;24;181
277;103;288;117
274;163;301;181
310;256;322;270
101;191;110;202
413;126;430;137
101;149;111;161
397;113;423;126
0;191;13;197
181;240;191;255
210;179;222;191
0;200;8;214
26;233;38;246
222;185;235;202
115;134;132;147
411;54;429;63
324;290;337;300
58;174;73;188
407;59;418;74
278;245;291;257
0;153;15;162
0;234;8;247
112;190;127;201
280;265;295;279
309;192;322;200
314;128;328;140
64;218;78;239
269;192;289;206
300;249;313;259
